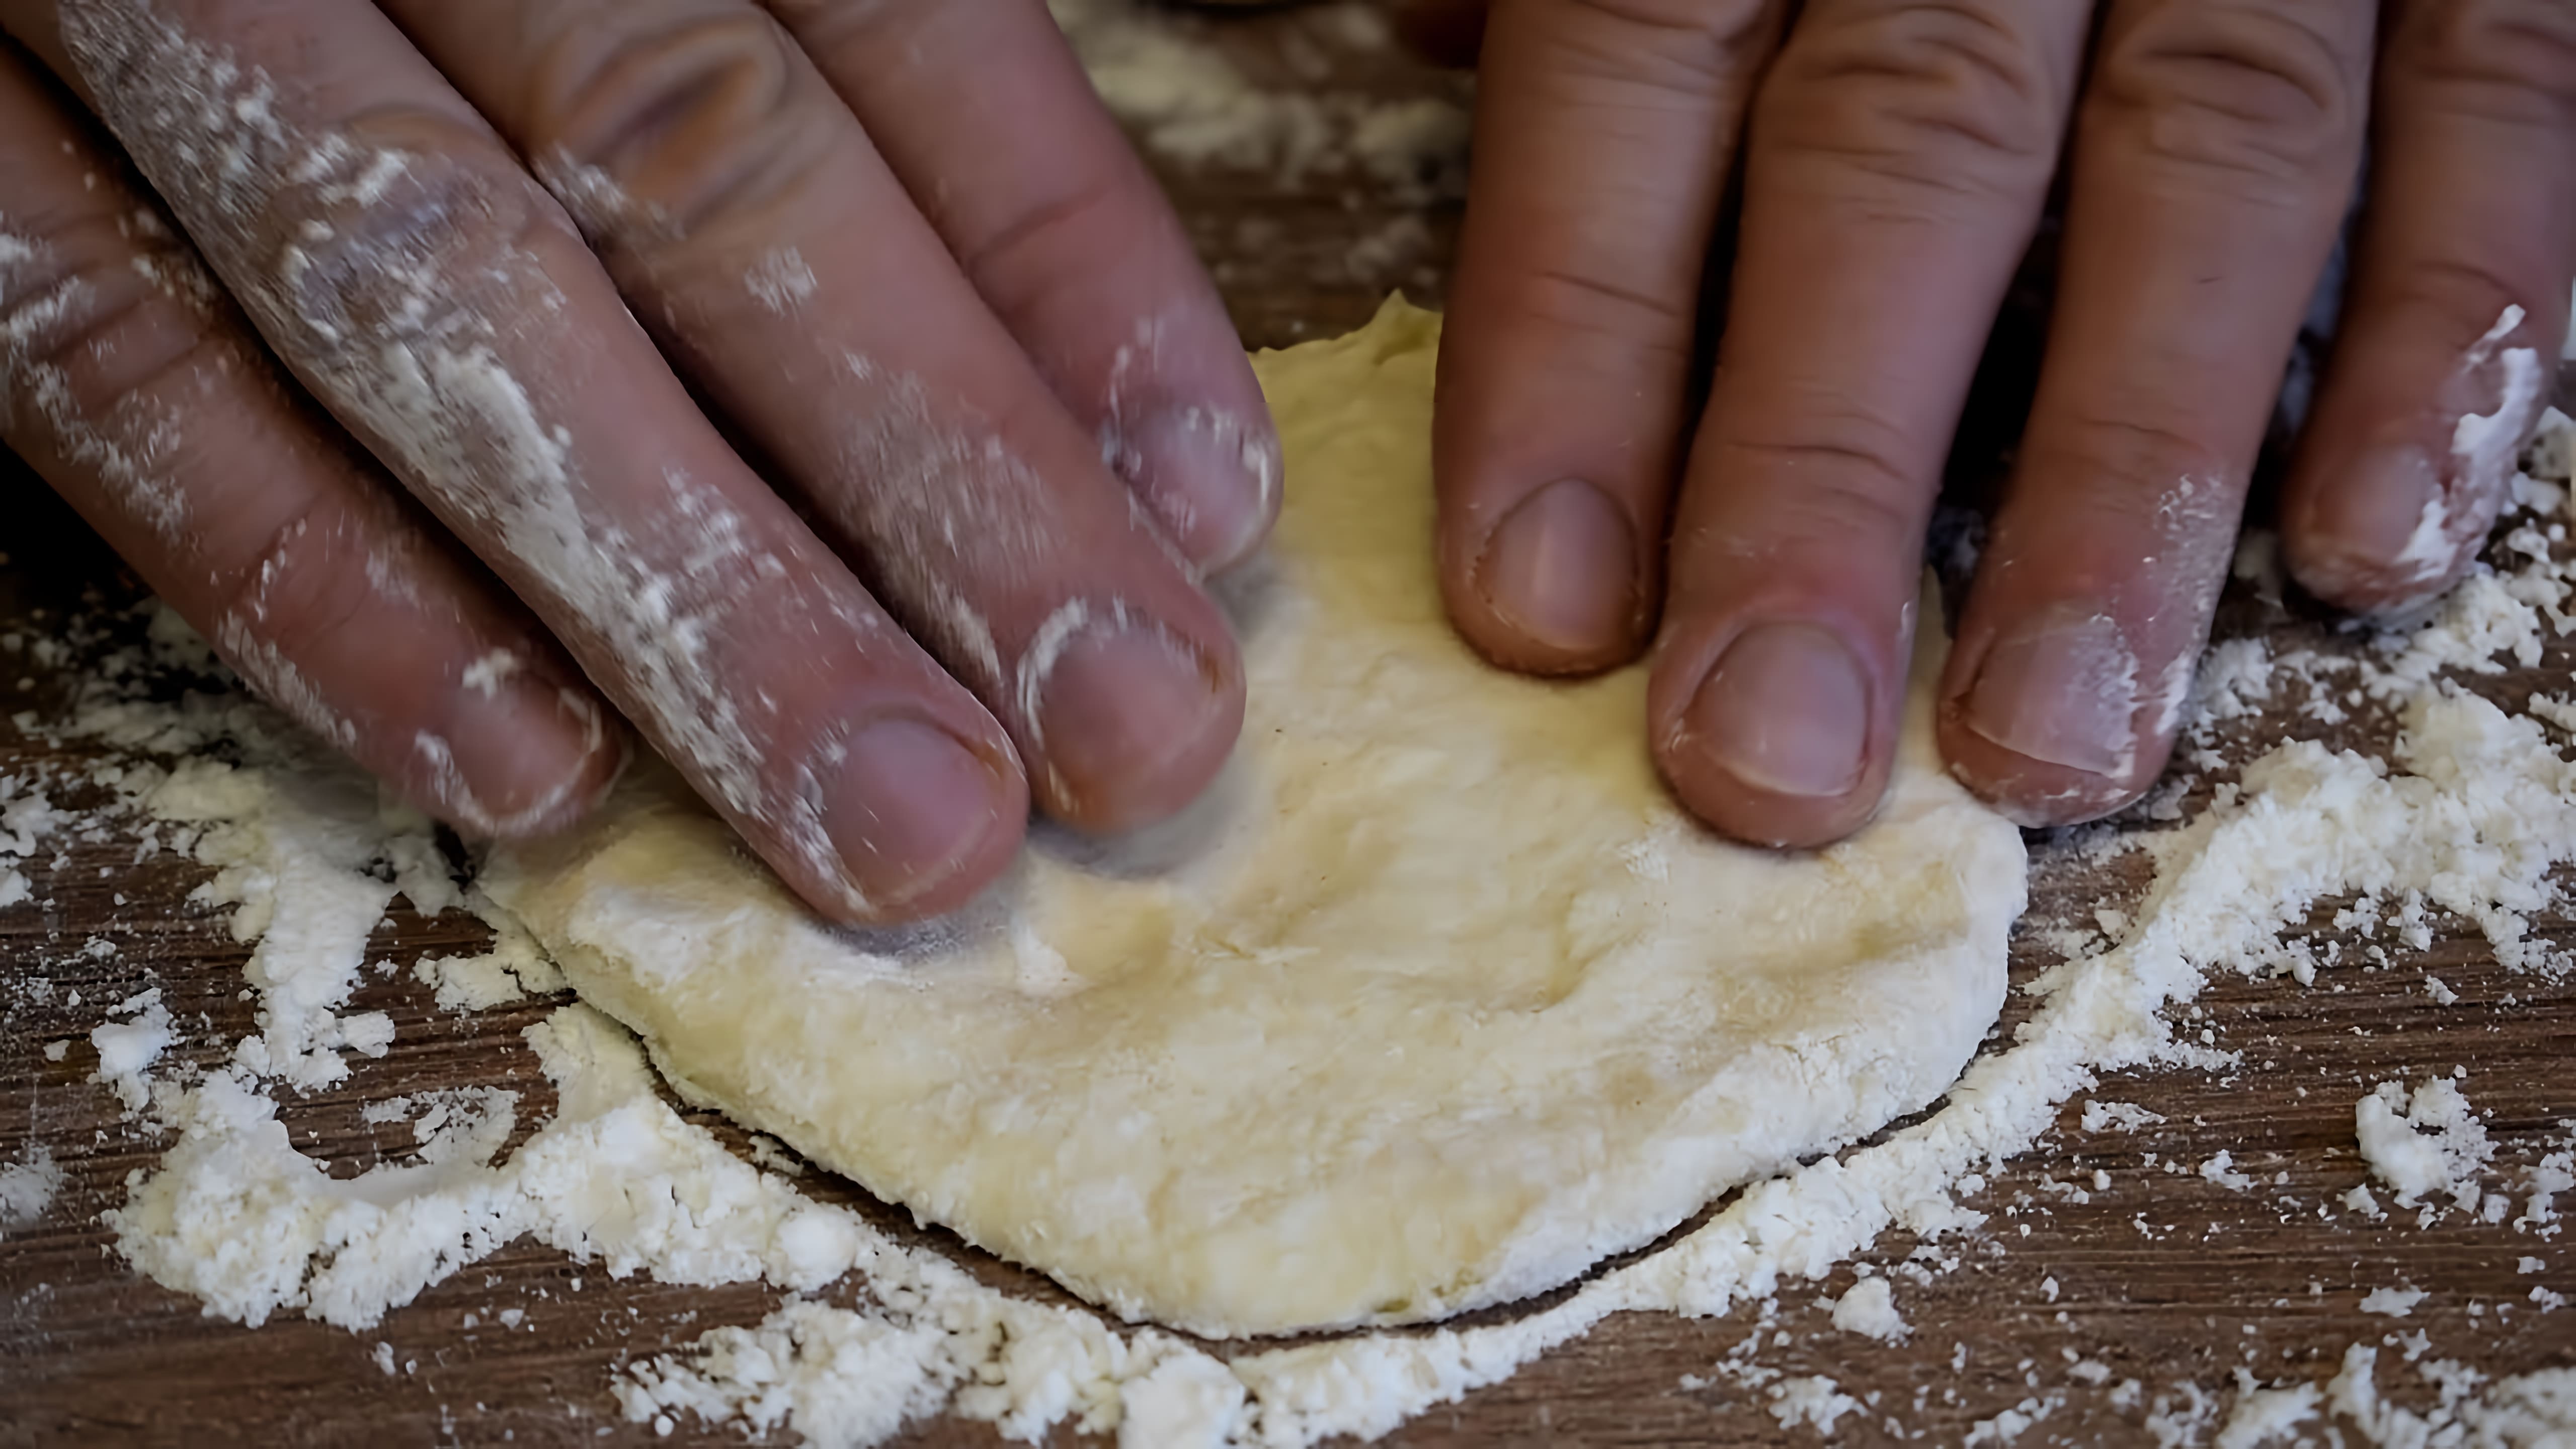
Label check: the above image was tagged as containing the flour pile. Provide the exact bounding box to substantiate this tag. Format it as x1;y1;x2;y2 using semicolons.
7;388;2576;1443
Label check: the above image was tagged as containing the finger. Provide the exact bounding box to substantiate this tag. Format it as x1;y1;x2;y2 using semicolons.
32;0;1030;922
762;0;1282;573
0;39;619;836
2280;0;2576;614
1938;0;2376;826
385;0;1246;834
1432;0;1790;676
1648;0;2091;847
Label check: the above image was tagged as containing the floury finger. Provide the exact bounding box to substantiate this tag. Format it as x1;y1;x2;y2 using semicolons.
8;0;1028;921
0;37;620;836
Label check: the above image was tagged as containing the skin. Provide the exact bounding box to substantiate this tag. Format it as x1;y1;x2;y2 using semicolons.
1433;0;2576;840
1;2;2567;929
0;0;1277;923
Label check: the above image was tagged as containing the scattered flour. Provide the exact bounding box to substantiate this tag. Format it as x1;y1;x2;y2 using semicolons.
1828;1275;1909;1342
409;907;564;1011
2357;1078;2495;1216
2216;1376;2319;1449
0;1145;65;1230
2359;1286;2428;1318
1051;0;1467;202
2083;1101;2168;1134
1766;1375;1863;1435
89;987;174;1112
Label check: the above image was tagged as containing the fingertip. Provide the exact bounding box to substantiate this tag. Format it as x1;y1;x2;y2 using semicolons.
1936;719;2156;830
1649;619;1889;850
422;655;627;839
1934;605;2159;829
1028;614;1245;835
819;712;1029;922
1129;405;1282;574
1445;478;1648;676
2281;445;2486;617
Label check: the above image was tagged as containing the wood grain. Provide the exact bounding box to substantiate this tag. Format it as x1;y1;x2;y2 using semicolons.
3;6;2571;1446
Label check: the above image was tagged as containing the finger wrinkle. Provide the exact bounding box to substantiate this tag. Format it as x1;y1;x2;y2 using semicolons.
0;229;194;544
1546;0;1779;88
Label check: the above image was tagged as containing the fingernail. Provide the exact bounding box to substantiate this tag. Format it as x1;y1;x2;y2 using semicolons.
1131;409;1281;572
439;662;619;834
1475;478;1637;658
821;716;1010;909
1683;622;1870;798
2312;446;2443;576
1035;619;1229;810
1961;606;2137;776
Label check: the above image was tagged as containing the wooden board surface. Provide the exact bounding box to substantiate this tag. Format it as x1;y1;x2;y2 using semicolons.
4;5;2573;1445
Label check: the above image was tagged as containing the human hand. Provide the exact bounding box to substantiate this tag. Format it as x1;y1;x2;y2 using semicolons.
1431;0;2574;841
0;1;1277;922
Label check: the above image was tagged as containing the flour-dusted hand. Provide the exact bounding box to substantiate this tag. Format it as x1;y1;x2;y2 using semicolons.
1431;0;2574;843
0;1;1278;922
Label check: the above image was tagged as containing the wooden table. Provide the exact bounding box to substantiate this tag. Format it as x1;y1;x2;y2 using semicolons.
5;5;2571;1444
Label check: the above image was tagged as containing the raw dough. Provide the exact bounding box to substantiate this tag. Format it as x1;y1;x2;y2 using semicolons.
484;300;2027;1338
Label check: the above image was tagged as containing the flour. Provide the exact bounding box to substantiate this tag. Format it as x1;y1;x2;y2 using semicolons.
1828;1275;1908;1342
0;771;55;908
2359;1285;2428;1318
6;342;2572;1444
1766;1376;1863;1435
2216;1377;2320;1449
1050;0;1468;204
2082;1100;2167;1134
0;1144;64;1230
410;906;562;1011
2357;1077;2496;1216
89;987;174;1112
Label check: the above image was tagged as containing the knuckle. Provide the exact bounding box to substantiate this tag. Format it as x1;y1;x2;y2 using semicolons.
2092;0;2366;185
1764;1;2065;203
955;171;1125;307
1512;264;1697;354
2393;0;2576;124
522;12;833;247
270;120;562;351
2050;410;2222;502
1540;0;1782;90
0;223;222;425
1714;412;1924;548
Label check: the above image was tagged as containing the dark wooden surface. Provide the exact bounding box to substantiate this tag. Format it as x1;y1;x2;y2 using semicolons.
5;5;2573;1445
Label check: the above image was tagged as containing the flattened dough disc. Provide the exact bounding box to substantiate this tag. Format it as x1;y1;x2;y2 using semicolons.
485;301;2028;1338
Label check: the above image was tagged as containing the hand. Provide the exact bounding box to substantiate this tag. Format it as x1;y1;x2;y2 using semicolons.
1432;0;2574;841
0;1;1277;922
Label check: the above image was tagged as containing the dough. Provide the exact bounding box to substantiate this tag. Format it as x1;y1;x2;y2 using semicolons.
484;300;2027;1338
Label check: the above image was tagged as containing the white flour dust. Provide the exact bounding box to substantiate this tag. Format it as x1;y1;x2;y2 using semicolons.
1050;0;1468;204
3;410;2571;1444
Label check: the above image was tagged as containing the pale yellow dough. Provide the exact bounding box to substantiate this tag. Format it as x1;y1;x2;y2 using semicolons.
484;301;2028;1338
